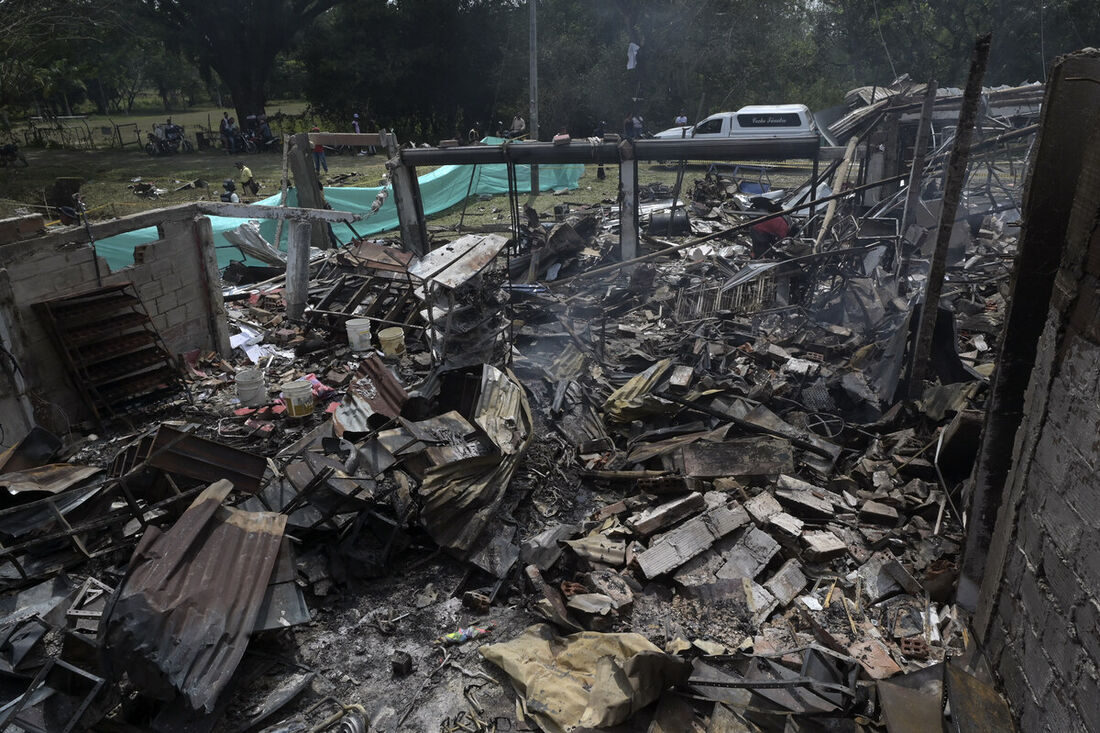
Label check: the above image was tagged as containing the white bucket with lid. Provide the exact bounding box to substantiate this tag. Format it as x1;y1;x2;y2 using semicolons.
346;318;373;351
281;381;314;418
378;326;406;356
236;369;266;406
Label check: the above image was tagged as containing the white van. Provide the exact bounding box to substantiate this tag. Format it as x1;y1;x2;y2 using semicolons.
654;104;820;141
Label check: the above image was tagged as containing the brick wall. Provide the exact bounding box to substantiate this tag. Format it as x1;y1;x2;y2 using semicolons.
0;214;226;438
975;109;1100;728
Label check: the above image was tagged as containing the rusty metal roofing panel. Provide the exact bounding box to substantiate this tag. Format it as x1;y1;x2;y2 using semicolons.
333;354;408;436
147;425;267;494
408;233;508;291
351;241;414;274
102;480;286;712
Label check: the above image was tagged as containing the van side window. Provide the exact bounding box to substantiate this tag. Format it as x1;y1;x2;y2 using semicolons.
736;113;802;127
694;117;724;135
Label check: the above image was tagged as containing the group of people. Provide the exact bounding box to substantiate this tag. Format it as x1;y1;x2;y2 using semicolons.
218;111;275;154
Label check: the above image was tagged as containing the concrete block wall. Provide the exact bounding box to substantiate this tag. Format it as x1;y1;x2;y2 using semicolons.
0;216;219;435
975;104;1100;729
983;333;1100;730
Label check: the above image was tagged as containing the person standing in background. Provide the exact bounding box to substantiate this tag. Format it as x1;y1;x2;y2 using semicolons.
236;161;259;196
311;126;328;174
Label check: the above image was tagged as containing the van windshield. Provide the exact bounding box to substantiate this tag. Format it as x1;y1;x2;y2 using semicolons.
736;113;802;127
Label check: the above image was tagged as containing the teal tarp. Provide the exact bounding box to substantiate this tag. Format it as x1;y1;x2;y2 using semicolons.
95;137;584;271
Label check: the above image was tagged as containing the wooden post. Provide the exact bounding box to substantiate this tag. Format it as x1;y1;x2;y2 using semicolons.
287;132;329;250
813;136;859;252
191;216;232;355
908;34;991;398
285;219;313;320
273;133;291;251
618;140;639;261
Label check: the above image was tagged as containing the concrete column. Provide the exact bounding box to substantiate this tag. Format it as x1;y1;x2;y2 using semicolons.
285;219;312;320
389;155;428;256
618;141;639;261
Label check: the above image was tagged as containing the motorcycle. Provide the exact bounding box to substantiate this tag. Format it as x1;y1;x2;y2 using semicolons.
145;123;194;156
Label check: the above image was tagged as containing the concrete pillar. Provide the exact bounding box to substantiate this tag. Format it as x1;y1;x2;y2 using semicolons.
285;219;312;320
618;141;639;261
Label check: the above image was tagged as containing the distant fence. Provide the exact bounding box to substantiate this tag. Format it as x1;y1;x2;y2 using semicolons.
16;108;324;152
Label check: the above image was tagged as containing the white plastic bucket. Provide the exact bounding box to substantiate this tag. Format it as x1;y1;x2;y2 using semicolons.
236;369;266;406
378;327;406;356
346;318;373;351
281;381;314;418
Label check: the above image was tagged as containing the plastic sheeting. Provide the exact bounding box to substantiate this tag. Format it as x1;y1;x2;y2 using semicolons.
94;137;584;272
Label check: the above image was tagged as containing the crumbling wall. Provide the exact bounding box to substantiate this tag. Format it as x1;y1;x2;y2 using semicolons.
0;213;227;437
974;103;1100;729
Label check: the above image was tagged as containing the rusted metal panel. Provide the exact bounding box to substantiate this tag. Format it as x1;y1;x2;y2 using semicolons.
146;425;267;494
351;241;414;274
102;480;286;712
333;355;409;436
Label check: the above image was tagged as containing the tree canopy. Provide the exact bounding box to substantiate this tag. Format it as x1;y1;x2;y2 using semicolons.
2;0;1097;140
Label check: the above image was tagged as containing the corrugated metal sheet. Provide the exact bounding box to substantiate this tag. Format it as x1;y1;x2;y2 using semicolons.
102;480;286;712
418;365;533;558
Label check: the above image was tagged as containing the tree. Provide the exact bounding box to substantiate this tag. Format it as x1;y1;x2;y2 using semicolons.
138;0;345;123
0;0;127;118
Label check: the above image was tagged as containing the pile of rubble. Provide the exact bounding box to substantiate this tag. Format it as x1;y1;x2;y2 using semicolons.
0;84;1033;731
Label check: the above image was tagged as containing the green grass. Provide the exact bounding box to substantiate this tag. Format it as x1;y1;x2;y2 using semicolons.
0;131;813;230
0;143;388;222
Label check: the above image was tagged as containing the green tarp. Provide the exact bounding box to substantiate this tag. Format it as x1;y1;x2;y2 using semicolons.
94;137;584;271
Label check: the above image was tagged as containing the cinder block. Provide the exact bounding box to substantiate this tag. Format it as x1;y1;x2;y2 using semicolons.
165;306;188;328
1059;337;1100;397
1022;626;1054;699
1017;510;1044;567
0;214;45;243
1043;539;1082;611
1017;565;1049;632
156;291;179;313
1074;599;1100;667
1041;687;1080;733
1074;670;1100;733
1074;537;1100;595
1060;468;1100;530
1040;490;1085;555
998;647;1031;709
1041;613;1081;687
138;280;164;301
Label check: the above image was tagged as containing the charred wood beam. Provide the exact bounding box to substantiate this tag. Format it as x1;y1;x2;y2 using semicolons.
908;34;992;398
